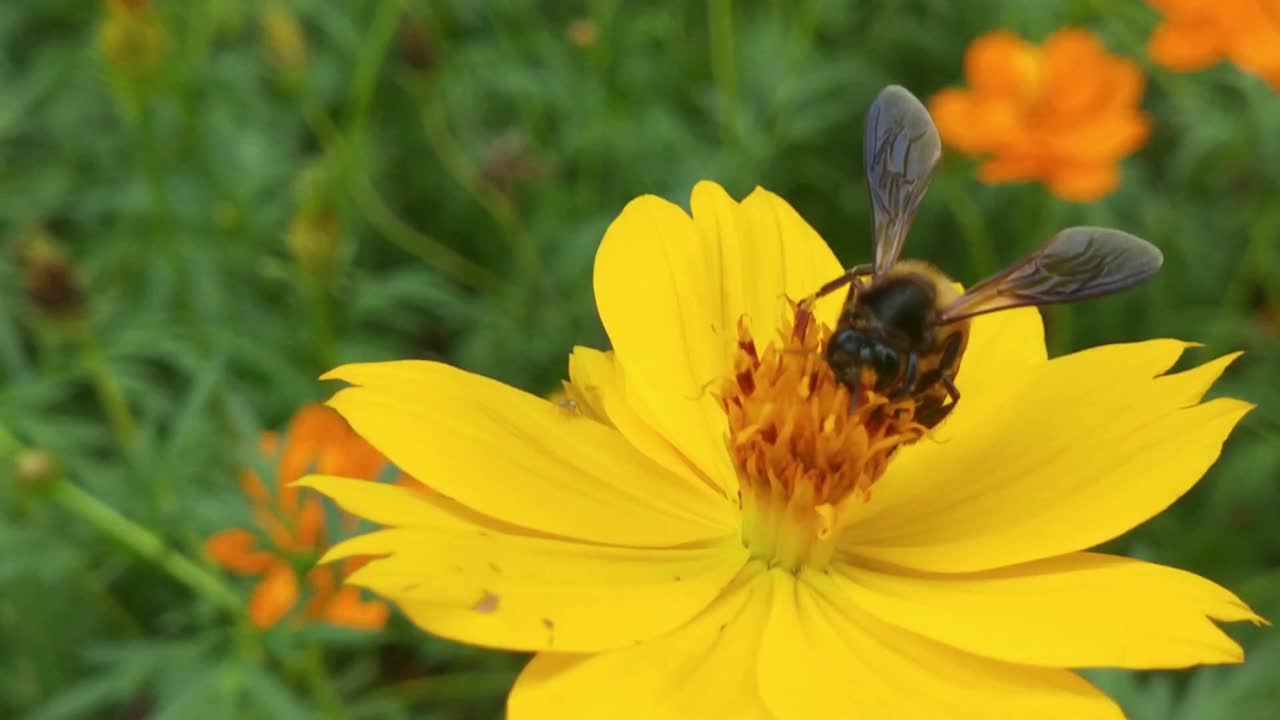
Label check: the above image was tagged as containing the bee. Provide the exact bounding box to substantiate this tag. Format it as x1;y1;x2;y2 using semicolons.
798;85;1164;427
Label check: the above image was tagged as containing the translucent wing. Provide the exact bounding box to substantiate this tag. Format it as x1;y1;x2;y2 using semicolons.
939;227;1164;323
864;85;942;275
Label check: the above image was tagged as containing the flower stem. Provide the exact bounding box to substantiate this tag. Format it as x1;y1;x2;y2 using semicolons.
707;0;741;145
942;178;997;279
49;477;243;616
346;0;404;136
300;643;350;720
410;81;545;288
1211;202;1280;349
379;670;518;704
301;107;501;294
303;275;336;373
79;338;138;451
0;424;21;457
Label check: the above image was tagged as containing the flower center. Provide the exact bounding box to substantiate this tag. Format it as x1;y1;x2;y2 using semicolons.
719;307;926;572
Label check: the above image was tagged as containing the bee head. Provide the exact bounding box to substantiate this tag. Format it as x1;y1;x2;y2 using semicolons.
826;328;900;392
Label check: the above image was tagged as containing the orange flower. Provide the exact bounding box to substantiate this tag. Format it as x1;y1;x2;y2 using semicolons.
205;404;393;630
929;29;1150;201
1147;0;1280;89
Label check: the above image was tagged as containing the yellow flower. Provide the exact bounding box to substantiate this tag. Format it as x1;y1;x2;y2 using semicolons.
1147;0;1280;89
303;182;1261;718
206;404;392;630
566;17;599;48
288;160;345;283
260;1;307;88
98;0;168;82
930;29;1150;201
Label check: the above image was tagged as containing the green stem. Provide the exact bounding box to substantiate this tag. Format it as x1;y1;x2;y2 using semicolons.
378;670;518;704
578;0;616;213
943;178;997;279
346;0;405;136
1210;203;1280;349
1046;305;1076;357
1;433;145;635
302;107;501;293
306;276;336;372
411;82;544;287
0;424;19;455
79;339;138;451
138;107;174;257
707;0;740;145
177;0;216;142
300;644;349;720
3;430;260;647
353;175;504;293
78;560;145;636
49;479;243;616
126;91;243;439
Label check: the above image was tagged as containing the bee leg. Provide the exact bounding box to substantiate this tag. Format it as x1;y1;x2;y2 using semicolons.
847;374;863;414
805;264;874;303
930;377;962;423
914;375;961;427
890;351;919;401
794;264;874;339
942;376;961;403
912;332;964;420
938;331;963;371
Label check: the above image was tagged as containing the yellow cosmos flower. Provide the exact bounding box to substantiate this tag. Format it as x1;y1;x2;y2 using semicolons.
302;182;1261;718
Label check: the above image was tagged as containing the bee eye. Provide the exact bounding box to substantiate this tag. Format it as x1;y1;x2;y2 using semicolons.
873;346;900;378
826;329;860;363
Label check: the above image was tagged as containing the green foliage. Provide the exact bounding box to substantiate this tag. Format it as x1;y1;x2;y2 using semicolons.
1;0;1277;717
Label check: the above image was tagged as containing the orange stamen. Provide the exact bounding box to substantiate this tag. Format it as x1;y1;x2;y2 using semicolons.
720;311;925;571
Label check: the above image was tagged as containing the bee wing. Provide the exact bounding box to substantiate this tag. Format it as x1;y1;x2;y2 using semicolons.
938;227;1164;323
865;85;942;275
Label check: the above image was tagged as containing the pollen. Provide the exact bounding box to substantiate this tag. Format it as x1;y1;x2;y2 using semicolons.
720;306;926;572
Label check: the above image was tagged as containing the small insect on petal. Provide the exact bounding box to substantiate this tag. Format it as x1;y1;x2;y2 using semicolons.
473;590;501;613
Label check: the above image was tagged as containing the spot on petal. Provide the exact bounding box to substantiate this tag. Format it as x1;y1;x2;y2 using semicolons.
473;590;501;613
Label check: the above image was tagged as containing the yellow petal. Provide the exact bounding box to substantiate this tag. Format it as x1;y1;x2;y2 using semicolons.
847;342;1250;572
592;183;845;497
508;566;773;719
305;474;751;653
758;570;1124;720
297;475;519;533
834;552;1262;669
593;192;740;496
323;360;736;546
328;527;747;653
566;347;719;492
693;183;846;340
951;306;1046;397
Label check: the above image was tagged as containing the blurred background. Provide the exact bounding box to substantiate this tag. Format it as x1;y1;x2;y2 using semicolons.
1;1;1277;718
